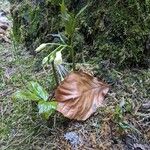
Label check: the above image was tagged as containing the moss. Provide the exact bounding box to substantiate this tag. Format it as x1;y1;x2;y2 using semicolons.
10;0;150;67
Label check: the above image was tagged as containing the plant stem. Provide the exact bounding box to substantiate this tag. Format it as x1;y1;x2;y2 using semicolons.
71;46;75;71
51;61;59;86
69;37;75;71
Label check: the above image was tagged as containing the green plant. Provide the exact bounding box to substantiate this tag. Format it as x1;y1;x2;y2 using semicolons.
11;0;150;67
36;42;68;85
113;99;140;134
14;82;57;120
14;2;88;120
35;1;88;83
60;0;88;70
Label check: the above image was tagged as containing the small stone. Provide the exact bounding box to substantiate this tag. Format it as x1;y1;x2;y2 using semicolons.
64;131;81;147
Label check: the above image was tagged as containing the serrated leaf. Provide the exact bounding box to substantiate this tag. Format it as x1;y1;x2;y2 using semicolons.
38;101;57;119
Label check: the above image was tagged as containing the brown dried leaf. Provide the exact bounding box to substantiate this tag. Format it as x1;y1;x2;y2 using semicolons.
55;71;110;121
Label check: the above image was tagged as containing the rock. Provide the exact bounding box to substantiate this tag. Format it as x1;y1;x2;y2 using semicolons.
0;10;11;43
0;28;5;34
133;144;150;150
139;102;150;113
64;131;81;147
0;10;10;27
4;67;16;79
0;22;8;30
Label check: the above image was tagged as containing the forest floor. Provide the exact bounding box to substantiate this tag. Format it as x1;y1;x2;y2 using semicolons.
0;1;150;150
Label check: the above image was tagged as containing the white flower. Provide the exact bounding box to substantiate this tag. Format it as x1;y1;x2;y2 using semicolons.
35;43;47;52
54;51;63;65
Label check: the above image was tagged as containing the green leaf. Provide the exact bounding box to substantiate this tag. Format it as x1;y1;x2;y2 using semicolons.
14;90;41;102
60;2;88;37
64;14;76;37
14;82;49;102
60;0;69;20
42;56;49;65
75;4;88;18
29;82;49;101
60;0;66;13
60;1;76;37
38;101;57;119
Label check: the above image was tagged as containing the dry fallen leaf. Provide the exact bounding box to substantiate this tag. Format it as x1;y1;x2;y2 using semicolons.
55;71;110;121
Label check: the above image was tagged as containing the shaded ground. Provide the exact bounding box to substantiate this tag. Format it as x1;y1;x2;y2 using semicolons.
0;1;150;150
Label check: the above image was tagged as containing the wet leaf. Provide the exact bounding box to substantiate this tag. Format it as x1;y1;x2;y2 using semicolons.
55;71;110;120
